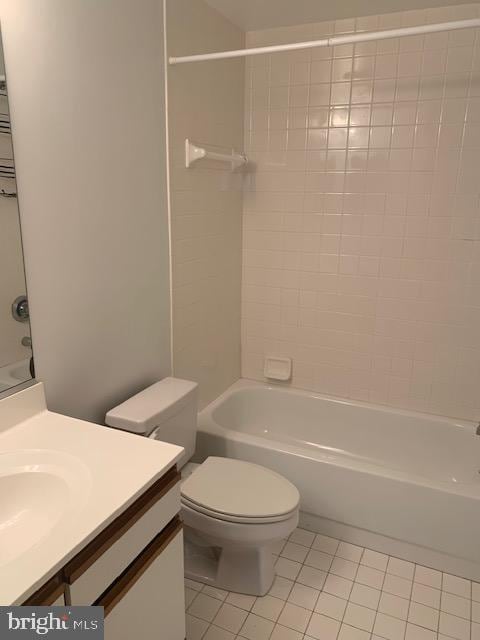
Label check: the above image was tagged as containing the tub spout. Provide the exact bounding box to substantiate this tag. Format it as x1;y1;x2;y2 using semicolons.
477;423;480;435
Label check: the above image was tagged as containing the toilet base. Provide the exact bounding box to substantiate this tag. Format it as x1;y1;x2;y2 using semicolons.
184;529;275;596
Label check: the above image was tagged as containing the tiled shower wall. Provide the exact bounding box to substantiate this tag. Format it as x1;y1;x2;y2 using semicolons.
167;0;244;409
241;4;480;421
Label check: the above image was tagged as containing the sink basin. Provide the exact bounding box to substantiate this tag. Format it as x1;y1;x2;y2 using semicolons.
0;450;91;567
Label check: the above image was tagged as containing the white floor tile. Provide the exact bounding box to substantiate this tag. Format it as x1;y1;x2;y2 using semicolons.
361;549;388;572
203;586;229;601
189;593;223;622
472;621;480;640
336;541;364;563
213;603;248;634
186;587;199;608
330;557;359;581
440;591;471;619
373;612;407;640
289;528;315;548
239;613;275;640
281;542;309;563
312;533;339;555
272;539;287;555
411;582;440;610
186;525;480;640
349;582;380;610
378;592;410;620
473;582;480;603
225;592;256;611
203;626;236;640
387;557;415;581
315;591;347;621
186;578;205;591
343;602;376;632
414;566;442;590
268;576;294;600
269;623;303;640
275;557;302;581
323;573;354;599
276;602;311;633
338;623;371;640
442;573;471;599
355;565;385;590
305;549;334;572
296;566;327;591
405;623;436;640
287;582;320;610
438;611;471;640
251;595;284;622
473;600;480;623
186;614;210;640
382;573;412;599
407;601;439;631
306;613;341;640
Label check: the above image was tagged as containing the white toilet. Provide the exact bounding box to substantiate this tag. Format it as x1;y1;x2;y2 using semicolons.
106;377;300;596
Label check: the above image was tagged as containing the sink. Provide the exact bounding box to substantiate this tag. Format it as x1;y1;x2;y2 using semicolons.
0;450;91;567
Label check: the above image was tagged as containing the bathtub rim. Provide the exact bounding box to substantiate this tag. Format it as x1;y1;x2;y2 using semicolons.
197;377;478;498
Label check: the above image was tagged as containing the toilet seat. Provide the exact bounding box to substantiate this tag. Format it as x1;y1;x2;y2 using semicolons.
181;495;298;524
181;456;300;524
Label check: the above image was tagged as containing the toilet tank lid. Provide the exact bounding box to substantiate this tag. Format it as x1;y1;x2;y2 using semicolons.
105;377;198;434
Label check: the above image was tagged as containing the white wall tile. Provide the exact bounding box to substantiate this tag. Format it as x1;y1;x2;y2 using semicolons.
242;4;480;420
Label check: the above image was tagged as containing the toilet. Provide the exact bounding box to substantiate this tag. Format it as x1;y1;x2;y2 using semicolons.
105;377;300;596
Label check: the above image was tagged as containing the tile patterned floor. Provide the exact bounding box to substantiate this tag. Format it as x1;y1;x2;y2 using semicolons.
184;527;480;640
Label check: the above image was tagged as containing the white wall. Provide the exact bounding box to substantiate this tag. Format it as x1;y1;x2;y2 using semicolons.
167;0;245;409
0;0;171;422
242;3;480;421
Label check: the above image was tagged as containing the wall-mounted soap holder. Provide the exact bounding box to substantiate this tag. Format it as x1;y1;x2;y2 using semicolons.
264;356;292;382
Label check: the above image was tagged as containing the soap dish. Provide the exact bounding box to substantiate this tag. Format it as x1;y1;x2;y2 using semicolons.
264;356;292;381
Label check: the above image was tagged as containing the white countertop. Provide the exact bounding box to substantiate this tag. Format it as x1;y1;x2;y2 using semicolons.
0;383;183;605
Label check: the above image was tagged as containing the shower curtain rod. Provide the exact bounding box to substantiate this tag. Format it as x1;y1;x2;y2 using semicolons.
169;18;480;65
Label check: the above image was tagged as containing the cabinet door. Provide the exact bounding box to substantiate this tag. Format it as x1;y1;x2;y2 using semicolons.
66;466;181;605
101;521;185;640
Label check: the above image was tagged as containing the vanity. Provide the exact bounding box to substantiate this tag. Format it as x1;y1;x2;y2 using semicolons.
0;383;186;639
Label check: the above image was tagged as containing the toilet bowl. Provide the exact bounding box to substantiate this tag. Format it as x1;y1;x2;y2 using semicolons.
180;457;299;594
106;377;300;595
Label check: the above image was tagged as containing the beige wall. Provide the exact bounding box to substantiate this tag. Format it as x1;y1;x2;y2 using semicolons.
242;3;480;420
167;0;245;408
0;0;171;422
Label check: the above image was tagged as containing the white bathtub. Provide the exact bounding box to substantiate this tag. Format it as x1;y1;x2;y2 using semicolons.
196;379;480;580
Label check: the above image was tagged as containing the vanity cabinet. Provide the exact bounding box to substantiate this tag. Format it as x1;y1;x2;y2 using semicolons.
101;520;184;639
23;465;185;640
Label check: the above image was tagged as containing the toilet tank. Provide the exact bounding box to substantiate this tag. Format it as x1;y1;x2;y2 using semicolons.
105;377;198;467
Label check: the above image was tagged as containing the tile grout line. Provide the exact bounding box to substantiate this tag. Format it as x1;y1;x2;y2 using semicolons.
185;526;480;640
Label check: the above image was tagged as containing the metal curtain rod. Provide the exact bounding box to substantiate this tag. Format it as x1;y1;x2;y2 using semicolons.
169;18;480;65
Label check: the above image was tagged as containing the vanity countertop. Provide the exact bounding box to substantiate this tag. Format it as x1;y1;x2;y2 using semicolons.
0;383;183;605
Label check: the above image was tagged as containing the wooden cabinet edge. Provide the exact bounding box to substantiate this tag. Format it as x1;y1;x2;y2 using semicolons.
22;574;65;606
23;464;181;605
95;517;183;616
63;465;181;584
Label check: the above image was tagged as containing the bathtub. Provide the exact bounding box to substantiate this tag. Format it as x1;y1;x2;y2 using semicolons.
196;379;480;580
